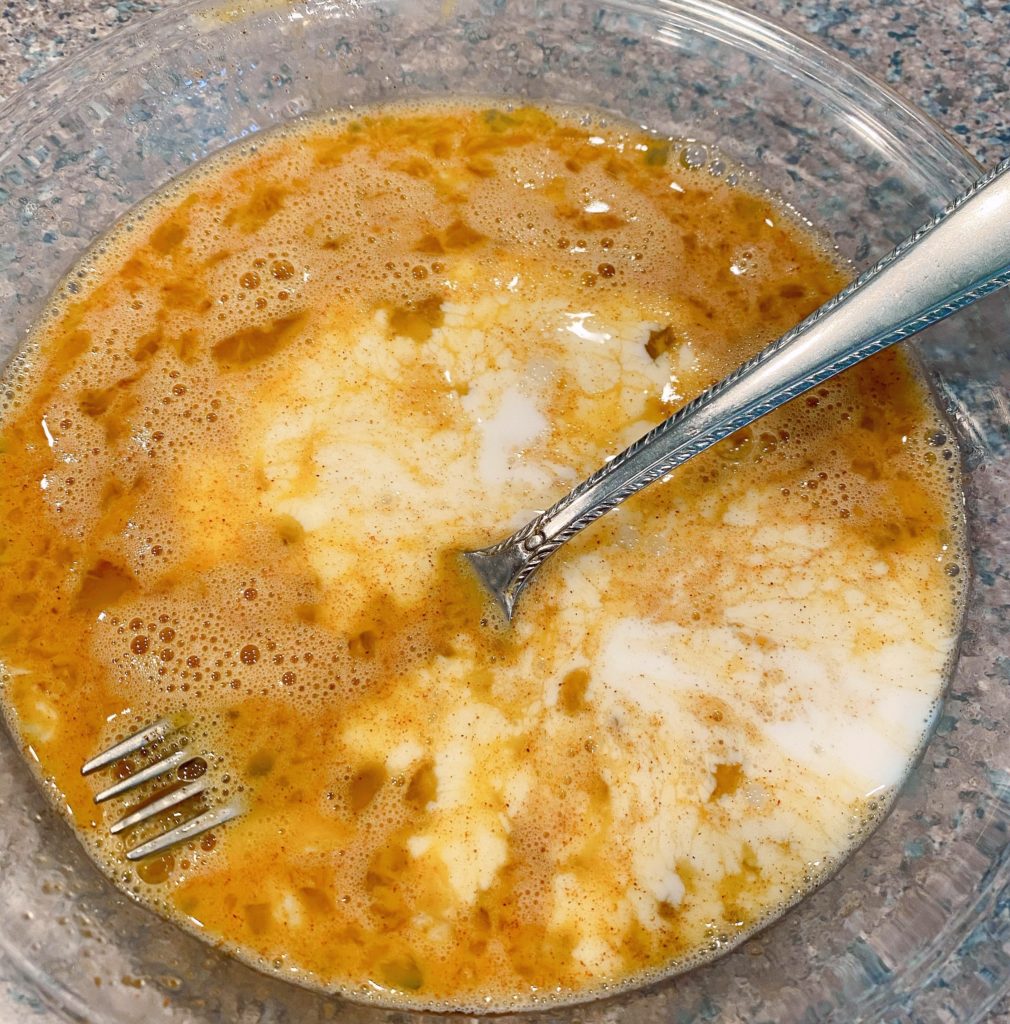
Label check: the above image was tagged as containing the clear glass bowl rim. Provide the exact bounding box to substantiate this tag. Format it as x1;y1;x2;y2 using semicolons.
0;0;984;188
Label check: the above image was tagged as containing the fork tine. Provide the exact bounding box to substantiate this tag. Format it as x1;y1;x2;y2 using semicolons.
125;803;241;861
81;718;173;776
110;780;208;835
94;747;191;803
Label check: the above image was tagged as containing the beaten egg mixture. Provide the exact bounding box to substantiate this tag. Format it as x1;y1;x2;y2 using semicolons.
0;104;964;1009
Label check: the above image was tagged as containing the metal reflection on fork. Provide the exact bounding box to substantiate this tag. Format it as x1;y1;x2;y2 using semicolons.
82;718;241;861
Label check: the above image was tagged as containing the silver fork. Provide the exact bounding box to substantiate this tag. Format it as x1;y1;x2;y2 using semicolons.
82;718;241;861
467;156;1010;619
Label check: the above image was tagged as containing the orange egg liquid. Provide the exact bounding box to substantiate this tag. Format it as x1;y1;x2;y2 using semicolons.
0;103;965;1010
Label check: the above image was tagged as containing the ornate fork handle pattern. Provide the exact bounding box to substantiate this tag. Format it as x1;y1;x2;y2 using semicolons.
465;157;1010;619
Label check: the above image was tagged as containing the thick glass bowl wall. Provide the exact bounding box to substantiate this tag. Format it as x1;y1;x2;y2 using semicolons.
0;1;1007;1021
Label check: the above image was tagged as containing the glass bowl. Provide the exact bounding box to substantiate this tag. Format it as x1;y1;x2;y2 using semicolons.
1;1;1008;1021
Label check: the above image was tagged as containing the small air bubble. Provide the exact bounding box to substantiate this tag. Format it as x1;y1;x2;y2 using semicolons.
681;144;708;168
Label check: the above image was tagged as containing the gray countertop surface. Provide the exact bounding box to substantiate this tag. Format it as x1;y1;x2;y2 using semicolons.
2;0;1009;1022
4;0;1008;166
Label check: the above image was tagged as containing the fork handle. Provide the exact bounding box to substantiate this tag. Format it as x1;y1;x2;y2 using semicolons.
466;156;1010;619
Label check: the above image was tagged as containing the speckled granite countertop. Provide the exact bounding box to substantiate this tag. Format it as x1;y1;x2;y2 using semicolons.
4;0;1008;165
2;1;1009;1022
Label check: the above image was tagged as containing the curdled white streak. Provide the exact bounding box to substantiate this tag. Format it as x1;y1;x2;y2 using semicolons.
461;384;551;491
